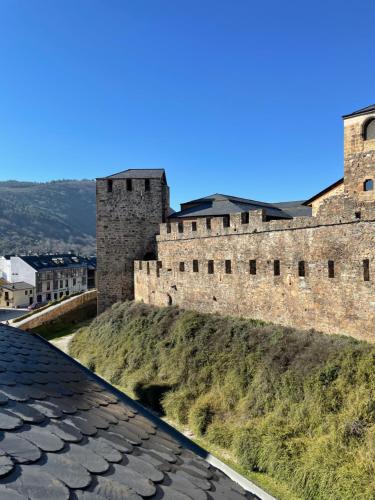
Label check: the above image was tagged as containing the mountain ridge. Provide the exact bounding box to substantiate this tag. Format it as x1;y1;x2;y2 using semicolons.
0;179;96;256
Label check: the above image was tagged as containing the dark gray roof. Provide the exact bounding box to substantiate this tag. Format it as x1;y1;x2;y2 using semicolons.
170;194;292;220
104;169;166;180
272;201;312;217
81;257;96;271
15;254;88;272
1;282;33;291
343;104;375;119
0;324;257;499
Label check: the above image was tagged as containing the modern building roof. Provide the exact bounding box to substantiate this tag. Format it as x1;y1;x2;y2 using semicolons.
81;257;97;271
1;282;33;291
302;178;344;206
169;193;293;220
0;323;258;500
342;104;375;119
100;169;167;181
11;254;88;272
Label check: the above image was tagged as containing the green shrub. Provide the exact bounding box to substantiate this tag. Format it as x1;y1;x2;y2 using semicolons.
69;301;375;499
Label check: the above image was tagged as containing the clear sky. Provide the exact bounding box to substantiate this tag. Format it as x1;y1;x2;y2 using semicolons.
0;0;374;209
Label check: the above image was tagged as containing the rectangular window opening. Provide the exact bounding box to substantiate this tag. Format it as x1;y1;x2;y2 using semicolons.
179;262;185;272
147;262;150;275
208;260;214;274
178;222;184;233
328;260;335;278
192;221;197;232
107;179;113;192
193;260;199;272
298;260;306;277
223;215;230;228
145;179;150;191
274;259;280;276
126;179;133;191
225;260;232;274
166;223;171;234
363;259;370;281
206;218;212;230
241;212;249;224
139;261;143;270
249;260;257;275
156;261;162;277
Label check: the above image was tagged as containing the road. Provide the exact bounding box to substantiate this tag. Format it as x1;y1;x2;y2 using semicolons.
0;308;28;323
51;333;75;354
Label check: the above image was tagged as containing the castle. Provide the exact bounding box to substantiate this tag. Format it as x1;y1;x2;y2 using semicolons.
96;104;375;342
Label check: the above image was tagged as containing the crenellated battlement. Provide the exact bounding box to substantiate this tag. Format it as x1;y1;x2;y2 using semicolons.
99;104;375;341
156;201;375;242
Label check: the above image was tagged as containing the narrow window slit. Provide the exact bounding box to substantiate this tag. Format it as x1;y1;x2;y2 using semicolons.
363;259;370;281
328;260;335;278
225;260;232;274
274;260;280;276
298;261;306;277
249;260;257;275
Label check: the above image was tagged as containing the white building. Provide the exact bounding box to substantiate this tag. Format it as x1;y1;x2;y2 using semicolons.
0;254;88;304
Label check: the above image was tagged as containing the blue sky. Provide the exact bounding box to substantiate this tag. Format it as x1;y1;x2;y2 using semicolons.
0;0;374;209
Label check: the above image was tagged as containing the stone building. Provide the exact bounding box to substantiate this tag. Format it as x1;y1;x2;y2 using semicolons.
96;169;170;313
97;104;375;341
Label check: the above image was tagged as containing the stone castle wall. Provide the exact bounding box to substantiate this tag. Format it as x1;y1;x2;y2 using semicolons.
96;176;169;313
135;205;375;342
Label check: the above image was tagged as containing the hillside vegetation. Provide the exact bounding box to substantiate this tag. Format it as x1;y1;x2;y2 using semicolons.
70;302;375;499
0;180;96;255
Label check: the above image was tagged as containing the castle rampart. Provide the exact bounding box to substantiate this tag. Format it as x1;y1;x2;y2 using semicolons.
98;104;375;341
135;205;375;341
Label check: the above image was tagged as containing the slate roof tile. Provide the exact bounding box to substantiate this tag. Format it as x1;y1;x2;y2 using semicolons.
0;324;259;499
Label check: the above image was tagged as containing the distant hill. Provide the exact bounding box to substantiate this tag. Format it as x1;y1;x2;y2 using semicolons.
0;180;96;256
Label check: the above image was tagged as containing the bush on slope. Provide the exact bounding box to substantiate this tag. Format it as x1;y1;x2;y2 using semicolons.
70;301;375;499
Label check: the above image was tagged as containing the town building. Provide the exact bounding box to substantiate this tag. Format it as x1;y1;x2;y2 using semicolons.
0;254;89;304
0;280;34;308
97;103;375;342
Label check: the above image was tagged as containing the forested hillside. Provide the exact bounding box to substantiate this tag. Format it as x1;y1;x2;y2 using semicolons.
0;180;96;255
71;301;375;499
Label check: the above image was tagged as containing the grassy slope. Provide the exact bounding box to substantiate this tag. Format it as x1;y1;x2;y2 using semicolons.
70;302;375;499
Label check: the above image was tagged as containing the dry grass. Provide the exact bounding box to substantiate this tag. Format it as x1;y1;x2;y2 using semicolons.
70;301;375;499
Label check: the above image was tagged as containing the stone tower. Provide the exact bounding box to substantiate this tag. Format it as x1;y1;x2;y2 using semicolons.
343;104;375;201
96;169;169;313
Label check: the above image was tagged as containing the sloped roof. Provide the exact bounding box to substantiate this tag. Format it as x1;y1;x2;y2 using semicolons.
103;169;166;180
302;178;344;206
1;282;33;291
15;254;88;272
0;324;258;499
272;201;312;217
170;193;292;220
342;104;375;119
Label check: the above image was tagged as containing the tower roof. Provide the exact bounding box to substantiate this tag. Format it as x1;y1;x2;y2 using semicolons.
342;104;375;119
99;169;166;180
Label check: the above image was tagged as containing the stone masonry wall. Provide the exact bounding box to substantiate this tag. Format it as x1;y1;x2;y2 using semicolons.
135;206;375;342
344;113;375;202
96;176;169;313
